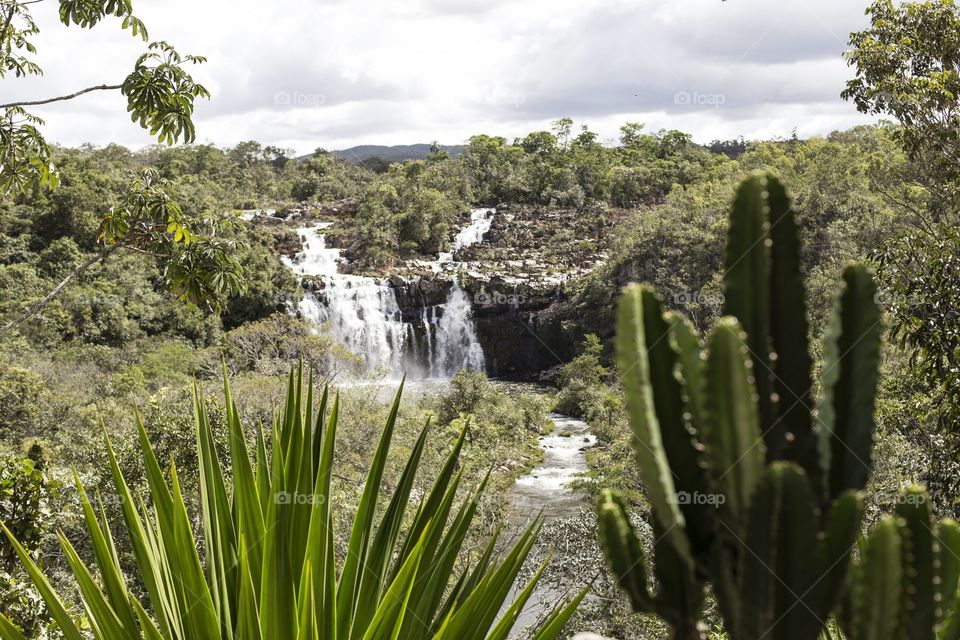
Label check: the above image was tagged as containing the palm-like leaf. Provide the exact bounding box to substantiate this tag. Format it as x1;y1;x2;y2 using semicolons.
0;365;586;639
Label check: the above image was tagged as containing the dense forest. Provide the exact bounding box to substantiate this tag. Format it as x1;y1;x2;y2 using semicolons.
1;0;959;638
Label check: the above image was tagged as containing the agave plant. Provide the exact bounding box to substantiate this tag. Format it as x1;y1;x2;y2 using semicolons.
0;367;586;639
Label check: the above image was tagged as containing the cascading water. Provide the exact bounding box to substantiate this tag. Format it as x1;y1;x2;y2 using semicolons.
282;208;494;378
439;206;495;261
283;224;409;374
425;282;486;377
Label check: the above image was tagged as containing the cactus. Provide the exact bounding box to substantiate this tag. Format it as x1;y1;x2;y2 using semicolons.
598;174;882;640
839;485;960;640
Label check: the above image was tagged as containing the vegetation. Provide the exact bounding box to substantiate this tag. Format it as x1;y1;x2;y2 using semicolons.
596;175;881;640
0;367;586;639
0;0;245;323
0;0;959;638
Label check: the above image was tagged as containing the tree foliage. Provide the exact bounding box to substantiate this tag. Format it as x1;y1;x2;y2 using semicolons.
843;0;960;214
0;0;232;328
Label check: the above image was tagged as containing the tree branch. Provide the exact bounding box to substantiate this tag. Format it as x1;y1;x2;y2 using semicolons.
0;83;123;109
0;3;17;48
0;243;121;335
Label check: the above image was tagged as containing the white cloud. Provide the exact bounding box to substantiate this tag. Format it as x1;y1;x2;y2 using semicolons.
7;0;879;153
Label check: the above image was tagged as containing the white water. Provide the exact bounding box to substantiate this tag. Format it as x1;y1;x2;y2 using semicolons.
429;282;486;377
507;414;596;520
283;224;409;373
436;207;495;266
282;209;494;378
501;413;596;634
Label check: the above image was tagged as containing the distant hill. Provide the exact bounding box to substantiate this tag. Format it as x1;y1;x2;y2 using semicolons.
331;144;466;164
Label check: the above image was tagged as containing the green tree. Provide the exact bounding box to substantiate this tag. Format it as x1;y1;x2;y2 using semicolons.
0;0;245;335
843;0;960;215
555;333;610;420
844;0;960;435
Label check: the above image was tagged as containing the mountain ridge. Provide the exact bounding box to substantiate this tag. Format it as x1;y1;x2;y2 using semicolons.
329;143;466;164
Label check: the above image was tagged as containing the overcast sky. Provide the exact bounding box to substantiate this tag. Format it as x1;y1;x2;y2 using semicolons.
11;0;879;154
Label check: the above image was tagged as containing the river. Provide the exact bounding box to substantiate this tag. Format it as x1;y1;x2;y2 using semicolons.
507;413;596;521
501;411;596;635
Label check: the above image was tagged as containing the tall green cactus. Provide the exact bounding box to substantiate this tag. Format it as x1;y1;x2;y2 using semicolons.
840;486;960;640
598;174;882;640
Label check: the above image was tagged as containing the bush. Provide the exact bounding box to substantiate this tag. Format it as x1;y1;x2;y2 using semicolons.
0;366;47;444
435;369;490;424
0;447;60;637
554;334;609;420
217;314;363;381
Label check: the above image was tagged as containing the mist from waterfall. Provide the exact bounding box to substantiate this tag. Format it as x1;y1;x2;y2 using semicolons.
282;208;493;379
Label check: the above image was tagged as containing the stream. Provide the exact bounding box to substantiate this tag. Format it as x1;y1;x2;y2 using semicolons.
502;412;597;634
506;413;596;522
330;380;596;635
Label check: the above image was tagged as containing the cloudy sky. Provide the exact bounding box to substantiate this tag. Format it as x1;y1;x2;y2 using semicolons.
12;0;878;154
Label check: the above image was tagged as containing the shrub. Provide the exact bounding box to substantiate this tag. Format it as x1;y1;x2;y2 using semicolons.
435;369;490;424
0;366;47;443
554;334;609;420
0;448;60;637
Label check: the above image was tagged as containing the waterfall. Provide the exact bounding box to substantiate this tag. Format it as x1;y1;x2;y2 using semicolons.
282;208;493;379
283;226;409;374
422;283;486;378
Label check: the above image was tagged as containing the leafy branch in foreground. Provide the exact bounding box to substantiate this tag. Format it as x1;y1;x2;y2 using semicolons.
1;0;209;194
0;0;225;329
0;366;586;639
597;174;882;640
